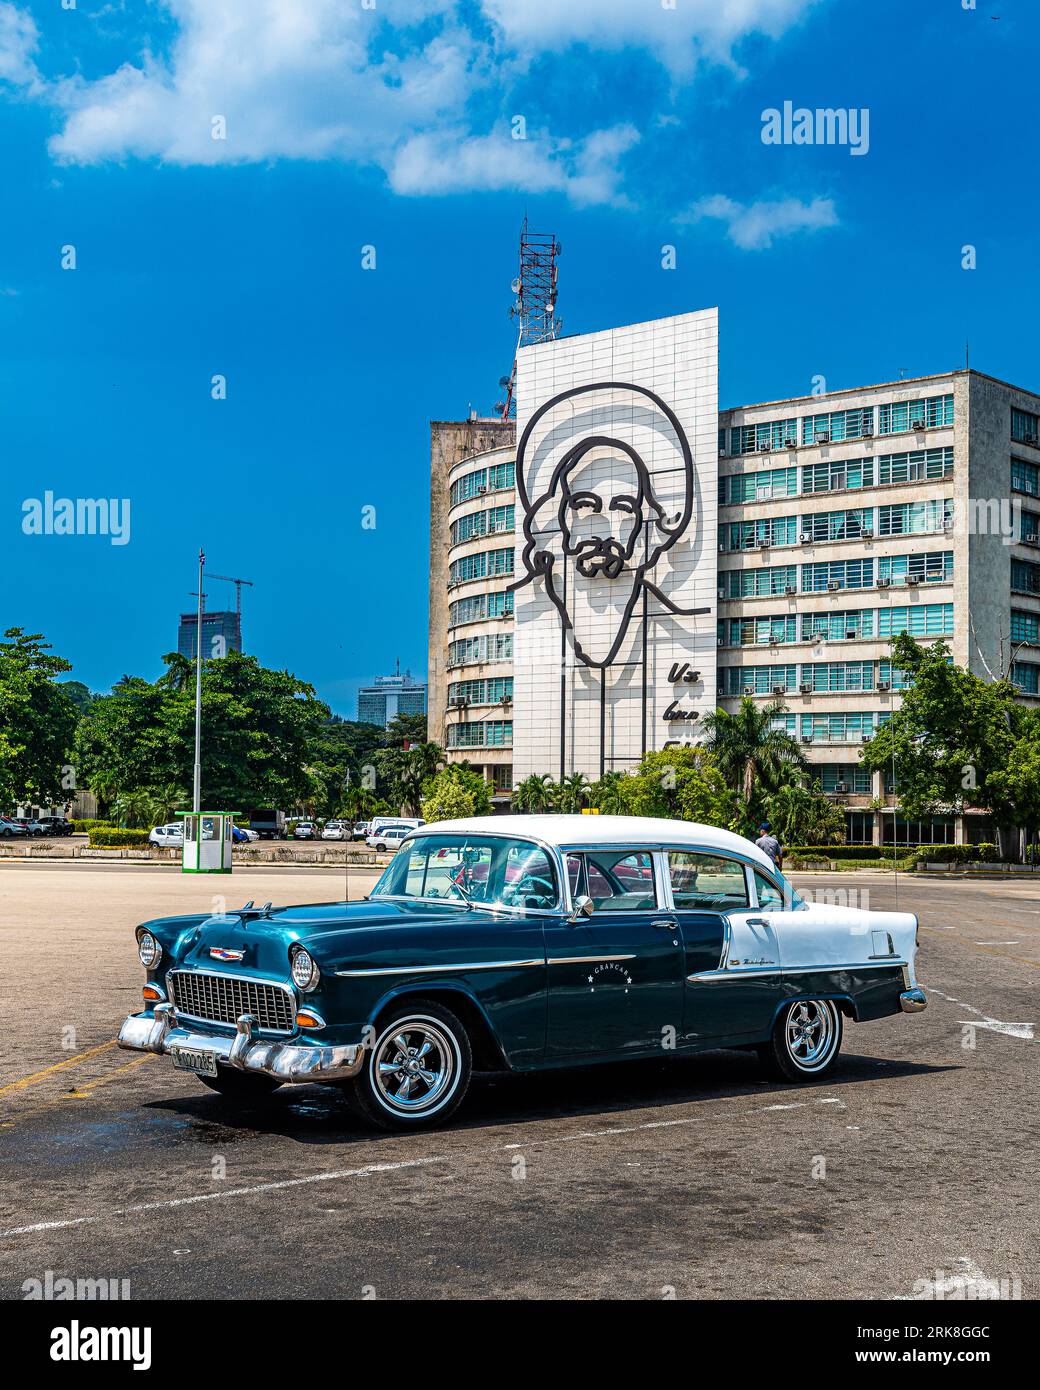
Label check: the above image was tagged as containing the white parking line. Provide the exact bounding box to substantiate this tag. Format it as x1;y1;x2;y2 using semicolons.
927;987;1035;1041
0;1097;850;1239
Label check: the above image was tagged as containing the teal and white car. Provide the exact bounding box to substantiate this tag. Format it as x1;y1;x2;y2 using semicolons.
118;816;925;1131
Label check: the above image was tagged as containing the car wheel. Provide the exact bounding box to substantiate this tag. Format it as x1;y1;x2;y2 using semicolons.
758;998;843;1083
196;1067;282;1101
346;1001;472;1131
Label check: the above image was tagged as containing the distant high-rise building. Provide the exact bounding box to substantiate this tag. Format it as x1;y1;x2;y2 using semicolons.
178;611;242;661
357;669;428;727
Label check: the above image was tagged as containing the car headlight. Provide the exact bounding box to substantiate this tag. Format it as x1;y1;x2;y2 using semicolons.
290;947;320;992
137;930;162;969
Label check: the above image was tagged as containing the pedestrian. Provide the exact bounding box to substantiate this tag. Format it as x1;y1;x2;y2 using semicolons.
755;821;783;871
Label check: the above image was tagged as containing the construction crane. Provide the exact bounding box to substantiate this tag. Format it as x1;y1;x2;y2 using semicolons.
204;572;254;619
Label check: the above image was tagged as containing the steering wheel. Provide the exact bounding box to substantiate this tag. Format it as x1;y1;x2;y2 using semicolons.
502;873;555;908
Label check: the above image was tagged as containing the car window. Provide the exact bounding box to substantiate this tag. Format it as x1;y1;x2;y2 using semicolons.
754;871;784;911
668;852;748;911
374;834;558;911
576;850;657;911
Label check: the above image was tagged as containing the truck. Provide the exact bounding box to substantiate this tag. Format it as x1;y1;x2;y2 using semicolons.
247;808;285;840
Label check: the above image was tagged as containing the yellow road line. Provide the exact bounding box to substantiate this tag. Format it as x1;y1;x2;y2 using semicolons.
0;1038;119;1097
0;1055;153;1129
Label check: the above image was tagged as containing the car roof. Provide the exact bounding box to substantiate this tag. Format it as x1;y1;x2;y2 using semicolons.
407;815;775;871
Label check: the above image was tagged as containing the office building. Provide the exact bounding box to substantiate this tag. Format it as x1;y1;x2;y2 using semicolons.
177;610;242;661
357;669;428;728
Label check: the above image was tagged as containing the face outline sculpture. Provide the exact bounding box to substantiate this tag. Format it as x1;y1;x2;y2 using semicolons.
510;382;707;670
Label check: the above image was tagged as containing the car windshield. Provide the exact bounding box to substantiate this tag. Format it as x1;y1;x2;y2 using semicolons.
371;833;558;911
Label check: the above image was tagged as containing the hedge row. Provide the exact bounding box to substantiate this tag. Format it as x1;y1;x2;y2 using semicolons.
73;819;112;833
88;827;151;847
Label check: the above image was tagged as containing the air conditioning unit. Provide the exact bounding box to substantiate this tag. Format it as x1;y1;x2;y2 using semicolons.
718;587;727;600
756;538;771;549
877;679;891;692
761;441;772;452
845;630;859;640
772;684;787;696
861;731;872;742
861;425;874;438
785;437;798;449
718;541;728;553
717;635;726;646
835;782;848;794
877;576;892;588
800;532;812;544
907;575;922;587
477;484;488;494
942;517;954;531
785;584;797;595
815;432;830;444
801;734;813;744
742;686;753;696
1024;535;1040;547
799;682;812;694
860;526;873;538
913;419;927;430
827;580;841;591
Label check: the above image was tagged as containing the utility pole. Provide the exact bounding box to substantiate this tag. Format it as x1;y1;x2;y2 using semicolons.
193;548;205;813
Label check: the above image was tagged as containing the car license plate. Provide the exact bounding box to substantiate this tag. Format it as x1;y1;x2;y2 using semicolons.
172;1047;218;1078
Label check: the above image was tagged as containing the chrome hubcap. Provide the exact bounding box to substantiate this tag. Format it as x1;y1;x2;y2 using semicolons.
373;1020;456;1114
785;1000;836;1071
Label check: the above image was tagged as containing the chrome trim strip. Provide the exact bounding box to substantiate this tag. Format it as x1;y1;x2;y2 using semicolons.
335;957;544;978
687;959;908;983
546;953;638;966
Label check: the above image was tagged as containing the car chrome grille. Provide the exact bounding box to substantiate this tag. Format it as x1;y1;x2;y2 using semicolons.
169;970;295;1034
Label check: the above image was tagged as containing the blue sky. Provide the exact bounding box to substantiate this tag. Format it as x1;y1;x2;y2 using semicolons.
0;0;1034;716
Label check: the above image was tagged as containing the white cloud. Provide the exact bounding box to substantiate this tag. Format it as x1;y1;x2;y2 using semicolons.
684;193;838;250
0;0;823;214
0;0;41;89
482;0;818;73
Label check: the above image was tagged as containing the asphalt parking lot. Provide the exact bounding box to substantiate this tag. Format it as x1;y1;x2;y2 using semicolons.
0;865;1036;1300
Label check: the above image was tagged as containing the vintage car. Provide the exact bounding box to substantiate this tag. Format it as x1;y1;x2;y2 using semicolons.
118;815;926;1130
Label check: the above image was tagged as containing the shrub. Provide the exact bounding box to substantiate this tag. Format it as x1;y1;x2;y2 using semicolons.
790;844;882;861
88;827;151;848
73;819;112;833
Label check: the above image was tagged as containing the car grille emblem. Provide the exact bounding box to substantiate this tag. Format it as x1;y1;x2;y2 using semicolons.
209;947;246;962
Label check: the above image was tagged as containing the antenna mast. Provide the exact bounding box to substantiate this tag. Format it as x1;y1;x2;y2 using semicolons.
496;217;562;418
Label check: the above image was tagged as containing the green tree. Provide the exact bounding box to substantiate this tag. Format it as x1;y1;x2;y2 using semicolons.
421;765;493;822
512;773;556;813
110;788;161;830
0;629;79;807
590;770;631;815
764;777;847;847
623;747;739;827
555;772;592;814
374;741;444;816
385;711;428;748
700;697;806;812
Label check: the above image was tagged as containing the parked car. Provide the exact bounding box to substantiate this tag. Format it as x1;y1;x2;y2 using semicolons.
19;818;47;836
148;823;184;847
369;816;425;837
367;826;411;852
293;821;316;840
239;827;260;843
247;808;285;840
0;817;27;838
118;815;926;1131
38;816;74;836
231;825;248;845
321;820;348;841
352;822;370;841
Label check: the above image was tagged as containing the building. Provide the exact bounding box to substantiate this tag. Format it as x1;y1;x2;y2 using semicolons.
357;669;428;728
429;413;517;803
177;610;242;660
429;307;1040;843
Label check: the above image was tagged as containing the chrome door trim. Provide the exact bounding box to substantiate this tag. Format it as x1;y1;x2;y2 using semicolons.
335;958;545;978
546;953;637;966
688;958;908;983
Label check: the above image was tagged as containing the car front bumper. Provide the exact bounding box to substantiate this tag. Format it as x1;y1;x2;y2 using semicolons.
117;1005;365;1084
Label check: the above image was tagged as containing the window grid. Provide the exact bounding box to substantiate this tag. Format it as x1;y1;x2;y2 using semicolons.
1012;559;1040;595
877;447;954;485
447;677;513;705
801;610;875;641
1012;458;1040;496
1011;610;1040;644
447;633;513;666
725;615;798;645
723;516;799;549
447;590;514;628
722;665;798;695
877;499;952;537
801;506;874;541
877;551;953;585
800;661;875;693
877;603;954;638
729;418;799;454
800;712;887;742
449;462;516;507
802;558;874;592
446;720;513;749
820;765;872;794
1011;408;1039;444
721;467;799;503
802;407;874;445
725;565;799;598
877;395;954;435
448;547;515;585
1011;662;1040;695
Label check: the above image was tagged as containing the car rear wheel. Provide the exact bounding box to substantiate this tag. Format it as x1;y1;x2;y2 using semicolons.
758;998;843;1082
346;1001;472;1131
197;1067;282;1101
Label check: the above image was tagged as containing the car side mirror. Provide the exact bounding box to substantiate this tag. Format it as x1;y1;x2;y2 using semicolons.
569;894;595;924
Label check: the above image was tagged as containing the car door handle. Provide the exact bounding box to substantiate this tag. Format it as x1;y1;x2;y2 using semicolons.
651;918;679;930
745;917;771;928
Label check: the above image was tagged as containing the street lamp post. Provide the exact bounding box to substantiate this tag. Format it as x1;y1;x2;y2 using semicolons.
193;547;205;814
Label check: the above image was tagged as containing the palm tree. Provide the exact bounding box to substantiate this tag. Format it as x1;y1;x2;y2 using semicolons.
149;783;188;824
556;772;592;814
700;697;806;805
512;773;556;814
591;770;630;815
157;652;195;694
110;789;159;829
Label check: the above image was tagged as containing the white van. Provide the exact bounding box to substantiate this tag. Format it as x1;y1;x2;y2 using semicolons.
368;816;425;837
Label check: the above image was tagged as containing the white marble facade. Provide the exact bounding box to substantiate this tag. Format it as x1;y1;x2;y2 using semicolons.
511;310;720;781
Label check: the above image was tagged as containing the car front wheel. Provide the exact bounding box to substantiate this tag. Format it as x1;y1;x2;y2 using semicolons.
758;998;843;1082
346;1001;472;1131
